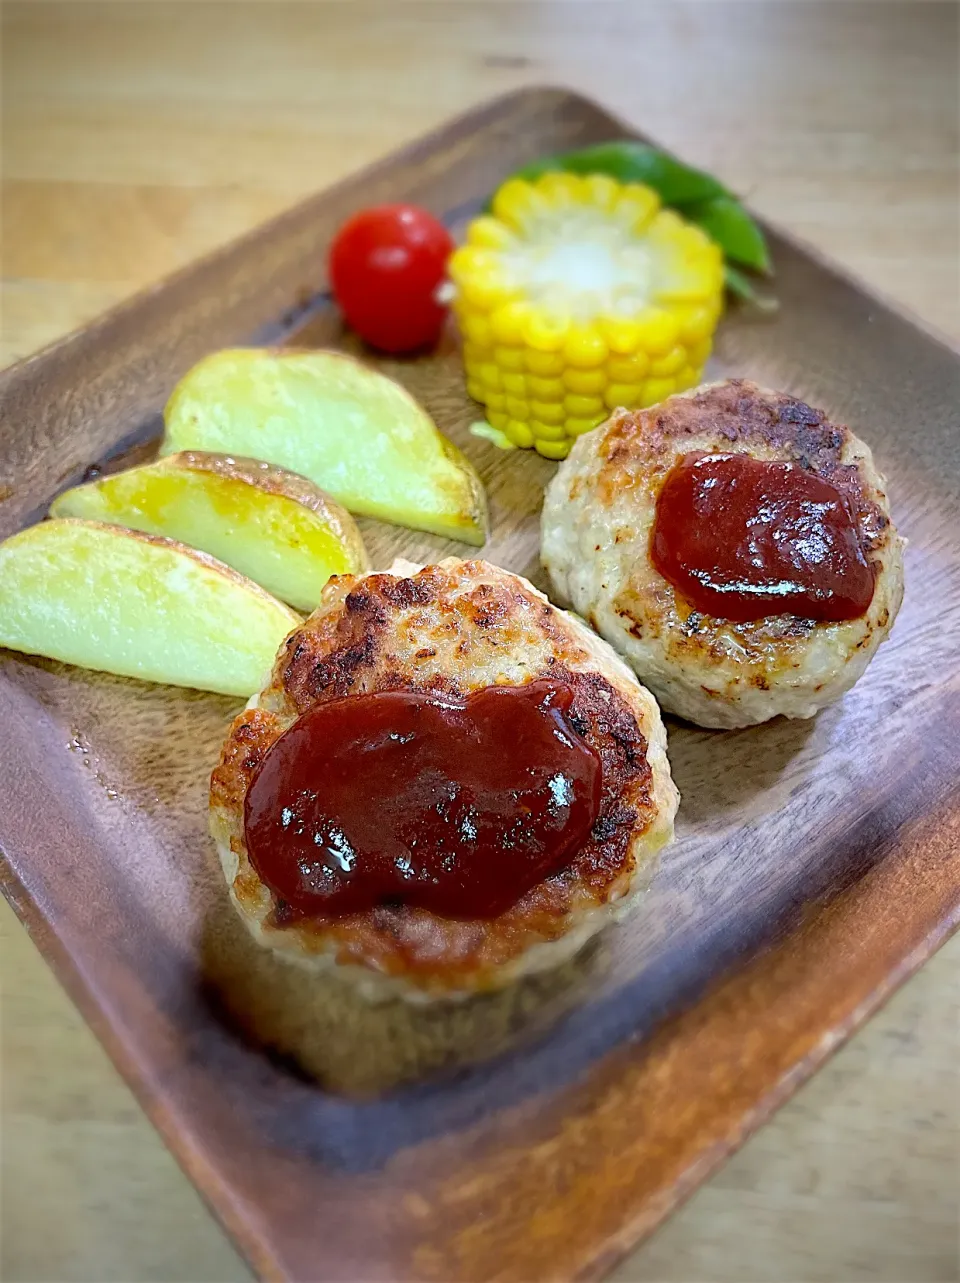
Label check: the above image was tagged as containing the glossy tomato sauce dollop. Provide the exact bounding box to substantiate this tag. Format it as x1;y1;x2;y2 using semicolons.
650;452;876;623
243;680;602;921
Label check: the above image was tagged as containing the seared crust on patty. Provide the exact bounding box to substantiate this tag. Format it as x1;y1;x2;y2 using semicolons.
592;380;890;553
542;380;905;729
210;558;678;1000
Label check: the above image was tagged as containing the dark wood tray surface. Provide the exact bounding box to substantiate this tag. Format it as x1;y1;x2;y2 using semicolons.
1;88;958;1281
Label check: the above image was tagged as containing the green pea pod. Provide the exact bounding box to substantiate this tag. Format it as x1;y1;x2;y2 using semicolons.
724;264;779;313
686;195;771;275
541;141;729;204
497;141;729;209
492;139;774;302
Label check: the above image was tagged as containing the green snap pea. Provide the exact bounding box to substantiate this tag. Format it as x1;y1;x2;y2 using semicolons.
495;140;773;304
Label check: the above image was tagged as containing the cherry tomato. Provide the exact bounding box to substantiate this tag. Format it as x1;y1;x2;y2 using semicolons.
328;204;454;354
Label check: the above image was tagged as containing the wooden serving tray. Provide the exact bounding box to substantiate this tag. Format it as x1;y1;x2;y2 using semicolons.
1;88;958;1282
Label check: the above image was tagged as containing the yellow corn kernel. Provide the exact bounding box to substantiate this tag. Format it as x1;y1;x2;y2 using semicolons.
601;316;644;355
530;400;565;425
582;173;620;211
501;371;527;395
466;216;517;250
535;438;571;461
505;396;530;420
460;313;492;348
563;326;608;368
493;345;525;372
689;337;712;367
478;362;502;390
562;367;606;395
675;366;699;391
681;304;717;344
461;274;512;313
642;376;677;406
487;409;509;430
490;300;531;346
530;420;567;441
615;183;661;232
565;416;604;437
525;348;566;376
506;419;534;448
485;391;506;412
448;246;496;284
655;258;720;304
528;375;565;400
635;308;680;355
650;345;688;378
680;224;715;256
537;171;587;204
524;309;570;352
607;352;650;382
603;382;643;410
647;208;687;242
466;380;484;402
492;178;549;231
564;393;604;418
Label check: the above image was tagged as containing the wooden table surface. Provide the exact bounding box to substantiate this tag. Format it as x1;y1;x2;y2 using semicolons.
2;2;958;1280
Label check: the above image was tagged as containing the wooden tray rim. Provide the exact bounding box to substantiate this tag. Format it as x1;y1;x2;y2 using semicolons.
2;84;959;1282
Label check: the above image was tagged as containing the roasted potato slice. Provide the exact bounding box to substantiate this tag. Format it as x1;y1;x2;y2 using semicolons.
0;519;299;696
161;348;488;545
51;452;368;613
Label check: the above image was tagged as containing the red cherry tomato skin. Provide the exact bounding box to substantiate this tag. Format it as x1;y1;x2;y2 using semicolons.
328;204;454;354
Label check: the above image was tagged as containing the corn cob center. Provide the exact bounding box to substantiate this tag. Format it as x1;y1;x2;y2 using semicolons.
499;213;654;320
450;173;725;459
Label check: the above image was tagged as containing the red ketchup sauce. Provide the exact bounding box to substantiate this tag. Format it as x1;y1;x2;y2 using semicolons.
650;452;876;623
243;680;602;921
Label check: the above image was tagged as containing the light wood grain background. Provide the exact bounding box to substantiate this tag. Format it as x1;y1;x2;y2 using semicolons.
1;2;958;1280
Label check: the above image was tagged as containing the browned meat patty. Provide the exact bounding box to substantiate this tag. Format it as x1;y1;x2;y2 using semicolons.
542;380;904;728
210;557;678;1000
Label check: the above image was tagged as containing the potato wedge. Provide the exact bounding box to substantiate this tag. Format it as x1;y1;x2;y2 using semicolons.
161;348;488;545
0;519;299;696
50;452;368;613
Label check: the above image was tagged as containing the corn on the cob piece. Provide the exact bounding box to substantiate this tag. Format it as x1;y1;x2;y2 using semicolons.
449;173;725;459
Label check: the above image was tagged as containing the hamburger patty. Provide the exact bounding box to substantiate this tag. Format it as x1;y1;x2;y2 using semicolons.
541;380;905;729
210;557;678;1000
